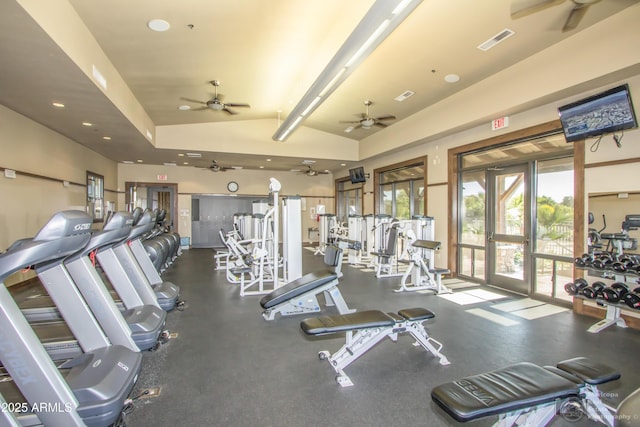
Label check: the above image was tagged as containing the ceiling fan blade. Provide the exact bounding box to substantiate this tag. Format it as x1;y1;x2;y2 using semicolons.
225;103;250;108
511;0;565;18
180;97;207;105
375;115;396;121
223;107;238;115
339;120;361;124
562;3;591;32
374;122;388;128
353;123;363;130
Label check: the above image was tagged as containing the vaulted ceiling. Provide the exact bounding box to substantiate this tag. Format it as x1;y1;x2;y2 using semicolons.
0;0;638;172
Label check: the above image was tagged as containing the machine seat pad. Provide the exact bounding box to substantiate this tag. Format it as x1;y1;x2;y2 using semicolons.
431;362;581;422
413;240;441;250
301;310;395;335
260;271;337;309
398;307;435;321
556;357;620;385
429;268;451;275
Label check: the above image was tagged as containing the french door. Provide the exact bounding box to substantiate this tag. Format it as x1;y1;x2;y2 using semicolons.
486;164;531;294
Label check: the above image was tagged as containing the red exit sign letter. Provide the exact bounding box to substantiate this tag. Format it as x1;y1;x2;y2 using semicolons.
491;116;509;131
157;174;168;181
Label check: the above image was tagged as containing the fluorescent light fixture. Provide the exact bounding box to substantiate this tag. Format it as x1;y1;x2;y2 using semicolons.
92;65;107;90
185;152;202;158
52;102;65;108
272;0;422;141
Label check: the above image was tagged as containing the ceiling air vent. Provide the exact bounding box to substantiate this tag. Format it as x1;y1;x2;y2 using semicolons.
477;28;515;51
394;90;415;102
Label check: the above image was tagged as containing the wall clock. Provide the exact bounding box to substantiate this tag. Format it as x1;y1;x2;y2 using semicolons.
227;181;239;193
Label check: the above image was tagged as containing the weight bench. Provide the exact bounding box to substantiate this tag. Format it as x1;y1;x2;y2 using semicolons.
300;307;450;387
259;245;355;320
431;356;621;426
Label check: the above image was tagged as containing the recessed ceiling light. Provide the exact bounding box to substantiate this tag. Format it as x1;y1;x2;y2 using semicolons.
148;19;170;32
163;162;177;166
82;122;92;126
178;105;191;111
266;158;272;162
183;162;189;165
340;163;346;167
178;153;184;157
444;74;460;83
122;160;134;164
52;102;65;108
102;136;111;140
136;159;143;163
260;166;264;169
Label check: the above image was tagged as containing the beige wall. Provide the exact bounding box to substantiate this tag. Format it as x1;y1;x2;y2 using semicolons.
0;104;118;251
332;75;640;267
116;163;335;244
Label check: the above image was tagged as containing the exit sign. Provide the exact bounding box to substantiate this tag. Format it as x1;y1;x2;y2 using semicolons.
491;116;509;131
157;174;168;181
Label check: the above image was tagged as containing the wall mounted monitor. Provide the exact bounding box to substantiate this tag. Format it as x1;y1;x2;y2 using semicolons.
349;166;366;184
558;83;638;142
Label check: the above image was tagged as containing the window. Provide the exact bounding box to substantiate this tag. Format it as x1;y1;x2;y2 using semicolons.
87;171;104;222
375;159;426;219
336;180;362;224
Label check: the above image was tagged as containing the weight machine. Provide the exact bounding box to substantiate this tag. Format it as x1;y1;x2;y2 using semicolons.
314;213;337;255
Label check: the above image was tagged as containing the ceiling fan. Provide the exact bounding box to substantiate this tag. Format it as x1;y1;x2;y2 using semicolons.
181;80;250;115
203;160;232;172
511;0;602;32
340;100;396;130
303;165;330;176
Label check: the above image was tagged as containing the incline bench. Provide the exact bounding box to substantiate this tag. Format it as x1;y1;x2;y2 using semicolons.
431;357;627;426
259;246;355;321
300;307;450;387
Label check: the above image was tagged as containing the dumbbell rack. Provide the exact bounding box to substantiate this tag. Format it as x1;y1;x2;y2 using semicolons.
577;266;637;333
575;295;628;333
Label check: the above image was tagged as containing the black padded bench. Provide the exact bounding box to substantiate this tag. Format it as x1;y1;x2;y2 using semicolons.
431;357;621;426
259;246;355;320
300;307;449;387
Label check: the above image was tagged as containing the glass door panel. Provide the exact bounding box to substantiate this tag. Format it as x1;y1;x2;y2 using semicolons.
487;165;530;294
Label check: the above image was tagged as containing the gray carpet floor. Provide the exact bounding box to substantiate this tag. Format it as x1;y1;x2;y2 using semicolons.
123;248;640;426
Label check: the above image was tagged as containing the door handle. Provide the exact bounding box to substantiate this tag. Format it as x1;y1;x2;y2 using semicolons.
523;234;529;247
487;232;494;242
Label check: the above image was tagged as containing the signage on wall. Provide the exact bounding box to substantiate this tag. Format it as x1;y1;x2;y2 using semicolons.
157;174;168;181
491;116;509;131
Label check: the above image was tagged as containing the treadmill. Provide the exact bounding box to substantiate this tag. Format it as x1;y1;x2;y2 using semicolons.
0;210;141;426
117;209;181;311
13;212;168;359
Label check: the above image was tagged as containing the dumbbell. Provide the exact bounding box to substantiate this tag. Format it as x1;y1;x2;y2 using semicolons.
622;287;640;310
581;281;606;299
602;282;630;303
574;254;591;268
564;278;589;296
592;254;614;270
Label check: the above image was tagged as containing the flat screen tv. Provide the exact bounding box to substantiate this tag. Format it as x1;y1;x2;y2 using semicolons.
558;84;638;142
349;166;366;184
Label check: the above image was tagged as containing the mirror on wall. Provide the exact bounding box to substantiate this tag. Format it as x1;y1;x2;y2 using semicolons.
587;192;640;256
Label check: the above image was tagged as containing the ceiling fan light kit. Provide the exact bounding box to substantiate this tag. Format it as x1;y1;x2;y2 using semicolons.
181;80;250;115
272;0;423;141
